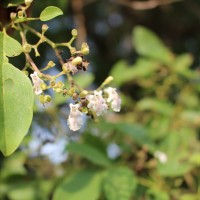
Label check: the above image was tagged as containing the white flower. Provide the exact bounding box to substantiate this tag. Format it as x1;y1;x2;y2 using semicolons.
30;71;44;95
104;87;121;112
154;151;168;164
66;61;78;74
86;90;108;116
68;103;83;131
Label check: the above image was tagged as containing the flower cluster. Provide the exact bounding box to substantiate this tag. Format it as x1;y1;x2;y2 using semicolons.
30;70;121;131
67;88;121;131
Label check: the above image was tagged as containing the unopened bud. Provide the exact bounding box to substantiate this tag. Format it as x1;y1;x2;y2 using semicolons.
68;87;76;96
25;0;33;6
62;63;69;73
56;81;64;88
40;83;47;90
55;88;62;93
23;44;32;53
18;11;24;18
50;80;56;87
81;43;90;55
42;24;49;33
44;95;51;103
79;90;88;98
47;61;55;67
81;107;88;113
72;56;82;66
70;47;76;55
39;95;45;103
10;12;17;20
71;29;78;37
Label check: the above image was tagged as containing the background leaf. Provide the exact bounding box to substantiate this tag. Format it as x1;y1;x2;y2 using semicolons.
53;170;103;200
103;167;137;200
133;26;173;63
67;143;111;167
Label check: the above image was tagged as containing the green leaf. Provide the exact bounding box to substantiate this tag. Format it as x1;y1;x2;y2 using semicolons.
137;98;173;116
67;143;111;167
53;170;103;200
103;167;137;200
115;123;155;152
172;53;193;73
110;59;159;86
4;33;23;57
0;63;34;156
40;6;63;21
133;26;173;63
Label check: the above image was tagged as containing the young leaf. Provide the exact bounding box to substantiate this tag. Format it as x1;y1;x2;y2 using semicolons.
53;170;103;200
67;143;111;167
40;6;63;21
0;63;34;156
103;167;137;200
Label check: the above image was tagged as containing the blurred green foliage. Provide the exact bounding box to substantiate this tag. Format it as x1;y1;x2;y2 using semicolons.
1;0;200;199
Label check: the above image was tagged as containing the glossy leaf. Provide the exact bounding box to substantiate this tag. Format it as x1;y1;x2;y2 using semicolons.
103;167;137;200
67;143;111;167
40;6;63;21
53;170;103;200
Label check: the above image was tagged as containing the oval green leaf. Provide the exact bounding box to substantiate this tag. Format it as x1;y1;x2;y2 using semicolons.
40;6;63;21
0;63;34;156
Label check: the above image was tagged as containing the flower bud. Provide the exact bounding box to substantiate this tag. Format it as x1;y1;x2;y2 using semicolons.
25;0;33;6
56;81;64;88
71;29;78;37
72;56;82;66
44;95;52;103
10;12;17;21
23;44;32;53
18;11;24;18
47;61;55;68
55;88;62;93
39;95;45;103
50;80;56;87
79;90;88;98
42;24;49;33
70;47;76;55
81;43;90;55
80;107;88;113
62;63;70;73
40;83;47;90
68;87;76;96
